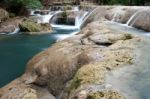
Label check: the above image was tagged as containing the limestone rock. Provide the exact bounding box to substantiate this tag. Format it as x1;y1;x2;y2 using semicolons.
19;19;52;34
87;90;125;99
0;17;22;33
132;9;150;32
0;21;145;99
0;8;9;23
0;78;55;99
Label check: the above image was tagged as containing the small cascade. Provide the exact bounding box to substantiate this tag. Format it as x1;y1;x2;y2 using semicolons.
75;11;88;28
126;11;140;26
111;13;119;22
55;31;79;41
37;14;53;23
74;6;79;11
51;11;89;30
8;28;20;35
0;27;20;35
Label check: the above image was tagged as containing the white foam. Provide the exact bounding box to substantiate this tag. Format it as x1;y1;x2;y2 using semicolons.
55;31;79;41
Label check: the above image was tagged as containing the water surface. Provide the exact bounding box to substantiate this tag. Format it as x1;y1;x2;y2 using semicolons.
106;21;150;99
0;30;77;87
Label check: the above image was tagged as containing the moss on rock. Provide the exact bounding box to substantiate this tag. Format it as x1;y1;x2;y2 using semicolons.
19;19;52;33
87;90;126;99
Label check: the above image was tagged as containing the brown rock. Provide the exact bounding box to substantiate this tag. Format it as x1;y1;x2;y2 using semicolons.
0;17;22;33
0;8;9;23
132;9;150;32
0;78;55;99
0;21;145;99
19;19;53;34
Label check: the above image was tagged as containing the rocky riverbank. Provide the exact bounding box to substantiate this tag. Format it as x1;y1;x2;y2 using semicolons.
1;5;150;99
82;6;150;32
0;19;146;99
0;8;53;34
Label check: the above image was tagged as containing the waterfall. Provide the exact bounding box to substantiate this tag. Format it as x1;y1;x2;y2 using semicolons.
126;11;140;26
111;13;118;22
51;11;89;30
75;11;89;29
74;6;79;11
8;28;20;35
37;14;53;23
55;31;79;41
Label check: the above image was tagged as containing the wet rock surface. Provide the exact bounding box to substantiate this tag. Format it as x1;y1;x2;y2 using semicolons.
104;6;150;32
132;9;150;32
0;78;55;99
0;8;9;23
0;20;146;99
0;17;22;33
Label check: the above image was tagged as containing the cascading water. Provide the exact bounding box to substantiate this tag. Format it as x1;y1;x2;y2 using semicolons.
75;11;89;29
126;11;140;26
111;13;119;22
50;6;91;30
31;10;55;24
74;6;79;11
8;28;20;35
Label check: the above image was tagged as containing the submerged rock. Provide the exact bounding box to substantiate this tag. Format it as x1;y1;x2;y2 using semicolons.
19;19;52;34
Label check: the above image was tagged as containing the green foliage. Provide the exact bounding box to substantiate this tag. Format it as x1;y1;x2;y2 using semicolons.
22;0;43;9
20;19;42;32
1;0;43;9
9;13;16;18
96;0;149;5
61;7;68;24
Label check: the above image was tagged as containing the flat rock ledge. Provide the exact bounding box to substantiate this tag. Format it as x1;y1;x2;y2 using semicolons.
0;21;146;99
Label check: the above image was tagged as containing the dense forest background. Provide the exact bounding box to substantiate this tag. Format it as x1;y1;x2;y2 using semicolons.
96;0;149;5
0;0;149;15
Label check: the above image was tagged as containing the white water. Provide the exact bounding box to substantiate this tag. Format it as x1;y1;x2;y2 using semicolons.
30;6;80;24
0;27;20;35
126;11;140;26
111;13;119;22
55;31;79;41
105;21;150;99
76;11;89;28
51;11;89;30
8;28;20;35
126;8;149;26
51;6;90;30
74;6;79;11
36;14;53;23
31;11;56;24
30;6;94;30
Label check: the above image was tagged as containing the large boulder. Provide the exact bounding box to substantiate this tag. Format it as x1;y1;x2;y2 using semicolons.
0;8;9;23
0;17;22;33
105;6;127;23
132;9;150;32
19;19;52;34
0;78;56;99
61;22;143;99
